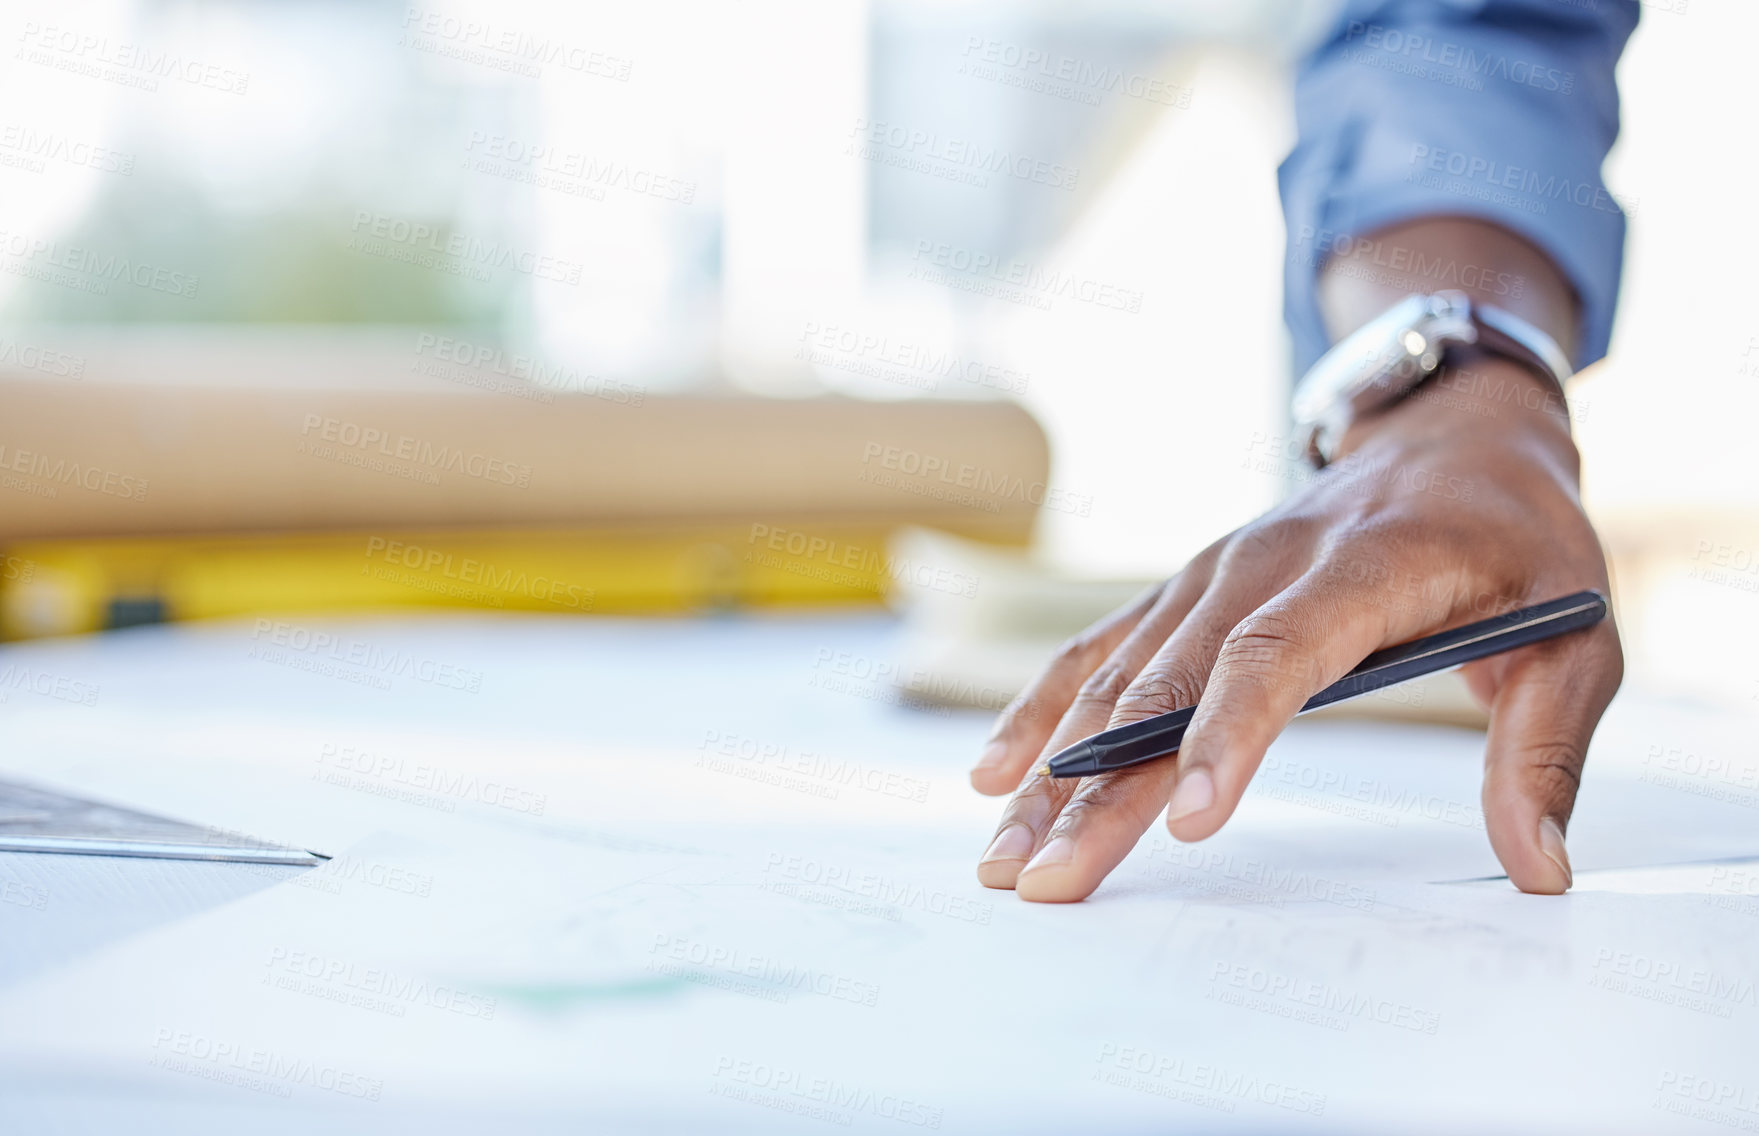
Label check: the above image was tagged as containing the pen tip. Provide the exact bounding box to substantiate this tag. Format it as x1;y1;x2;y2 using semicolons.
1034;765;1050;779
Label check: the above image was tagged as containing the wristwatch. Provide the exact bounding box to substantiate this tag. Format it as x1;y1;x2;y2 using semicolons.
1290;290;1574;467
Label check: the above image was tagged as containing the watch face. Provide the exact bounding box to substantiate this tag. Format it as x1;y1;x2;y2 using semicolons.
1289;293;1485;467
1290;293;1431;424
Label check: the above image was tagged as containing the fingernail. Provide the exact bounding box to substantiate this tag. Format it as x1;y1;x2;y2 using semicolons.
1022;835;1074;874
972;739;1009;773
1167;768;1215;823
1538;816;1572;889
980;824;1034;865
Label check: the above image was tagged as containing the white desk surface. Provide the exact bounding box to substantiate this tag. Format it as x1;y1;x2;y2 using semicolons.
0;611;1755;1134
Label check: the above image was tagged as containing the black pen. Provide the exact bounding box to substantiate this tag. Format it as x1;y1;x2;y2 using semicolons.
1039;590;1608;779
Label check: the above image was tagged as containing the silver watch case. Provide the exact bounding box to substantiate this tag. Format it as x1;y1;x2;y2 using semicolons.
1291;291;1477;467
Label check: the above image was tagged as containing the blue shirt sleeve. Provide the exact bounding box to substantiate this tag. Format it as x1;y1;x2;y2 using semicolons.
1279;0;1639;375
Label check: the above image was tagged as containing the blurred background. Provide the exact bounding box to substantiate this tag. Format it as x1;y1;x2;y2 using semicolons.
1;0;1756;713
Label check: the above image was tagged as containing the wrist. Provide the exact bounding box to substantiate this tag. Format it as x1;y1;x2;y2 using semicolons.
1334;354;1578;474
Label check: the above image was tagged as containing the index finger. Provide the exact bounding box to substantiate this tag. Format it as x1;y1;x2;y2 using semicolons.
969;582;1163;795
1165;573;1433;842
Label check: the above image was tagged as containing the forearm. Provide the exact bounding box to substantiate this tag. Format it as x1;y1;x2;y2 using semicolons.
1315;216;1579;353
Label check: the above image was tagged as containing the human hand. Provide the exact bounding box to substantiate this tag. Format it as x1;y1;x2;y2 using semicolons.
970;358;1621;901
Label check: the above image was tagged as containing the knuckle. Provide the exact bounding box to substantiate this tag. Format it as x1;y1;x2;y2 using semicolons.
1331;511;1465;571
1075;662;1135;705
1522;741;1586;801
1325;520;1463;597
1006;764;1072;810
1222;609;1306;660
1312;541;1396;588
1049;632;1105;674
1216;610;1319;695
1187;535;1232;574
1313;522;1421;586
1337;510;1430;550
1218;517;1312;574
1316;562;1432;627
1114;663;1206;724
1055;773;1164;835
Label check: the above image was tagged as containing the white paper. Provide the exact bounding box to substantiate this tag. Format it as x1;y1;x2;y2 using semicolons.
1;613;1755;1133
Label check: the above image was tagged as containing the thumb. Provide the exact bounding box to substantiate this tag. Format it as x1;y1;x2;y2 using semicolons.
1478;619;1623;894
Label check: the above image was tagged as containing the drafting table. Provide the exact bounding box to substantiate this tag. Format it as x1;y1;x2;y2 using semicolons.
0;612;1755;1134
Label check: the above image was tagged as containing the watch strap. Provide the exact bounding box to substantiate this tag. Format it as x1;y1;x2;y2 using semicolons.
1472;302;1575;393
